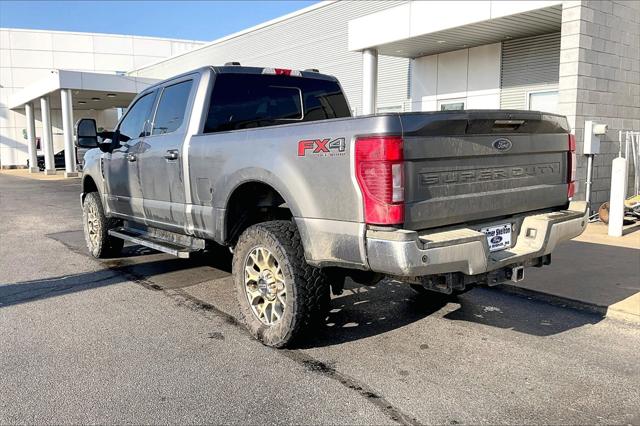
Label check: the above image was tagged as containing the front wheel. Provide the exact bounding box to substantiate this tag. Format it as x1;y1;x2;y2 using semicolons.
82;192;124;258
232;221;330;348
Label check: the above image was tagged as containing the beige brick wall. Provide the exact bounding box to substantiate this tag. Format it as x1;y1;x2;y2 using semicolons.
558;0;640;205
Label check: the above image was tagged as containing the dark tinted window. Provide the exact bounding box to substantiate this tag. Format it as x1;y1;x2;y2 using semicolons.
152;80;193;135
204;73;350;133
118;92;156;141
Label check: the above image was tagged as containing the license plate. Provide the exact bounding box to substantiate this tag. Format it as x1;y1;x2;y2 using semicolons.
481;223;512;252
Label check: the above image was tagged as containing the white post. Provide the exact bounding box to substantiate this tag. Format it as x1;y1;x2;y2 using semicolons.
61;89;78;177
585;155;594;206
608;131;629;237
25;102;39;173
40;96;55;175
629;131;636;195
361;48;378;115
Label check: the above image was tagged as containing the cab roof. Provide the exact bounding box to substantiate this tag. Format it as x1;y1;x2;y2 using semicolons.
144;65;338;93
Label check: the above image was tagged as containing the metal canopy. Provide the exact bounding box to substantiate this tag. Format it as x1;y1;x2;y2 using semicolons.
9;69;158;111
46;89;136;111
12;69;159;178
375;5;562;58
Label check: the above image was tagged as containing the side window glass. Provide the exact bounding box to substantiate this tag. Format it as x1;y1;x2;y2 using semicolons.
204;74;350;134
152;80;193;135
118;92;156;141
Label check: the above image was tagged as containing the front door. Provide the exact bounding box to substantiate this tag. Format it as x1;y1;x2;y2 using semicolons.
137;78;194;232
104;90;157;220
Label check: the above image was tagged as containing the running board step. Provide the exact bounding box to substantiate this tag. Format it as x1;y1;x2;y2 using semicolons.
108;228;200;258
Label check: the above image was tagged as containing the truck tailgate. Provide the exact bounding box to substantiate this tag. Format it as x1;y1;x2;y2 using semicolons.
401;111;571;230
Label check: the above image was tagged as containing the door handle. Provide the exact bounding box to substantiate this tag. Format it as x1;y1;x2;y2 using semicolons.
164;149;179;160
126;153;136;162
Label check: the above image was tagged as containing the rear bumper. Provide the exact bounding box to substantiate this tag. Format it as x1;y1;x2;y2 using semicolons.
366;201;588;277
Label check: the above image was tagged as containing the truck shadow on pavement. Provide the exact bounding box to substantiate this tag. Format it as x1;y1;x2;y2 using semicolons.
0;246;232;309
1;230;232;309
298;280;604;348
0;230;603;346
441;288;603;337
0;269;127;309
300;280;451;348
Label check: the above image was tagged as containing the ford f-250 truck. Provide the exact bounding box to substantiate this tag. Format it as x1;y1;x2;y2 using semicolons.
75;65;587;347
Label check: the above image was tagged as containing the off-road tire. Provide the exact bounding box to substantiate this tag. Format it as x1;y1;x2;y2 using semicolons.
233;220;330;348
82;192;124;258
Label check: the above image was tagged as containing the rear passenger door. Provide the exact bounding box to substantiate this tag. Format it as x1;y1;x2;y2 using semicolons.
137;76;195;232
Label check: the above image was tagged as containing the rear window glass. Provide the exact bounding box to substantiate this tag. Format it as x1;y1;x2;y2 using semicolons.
152;80;193;135
204;73;350;133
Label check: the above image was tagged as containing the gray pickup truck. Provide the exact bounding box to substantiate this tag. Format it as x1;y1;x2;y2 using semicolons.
76;65;587;347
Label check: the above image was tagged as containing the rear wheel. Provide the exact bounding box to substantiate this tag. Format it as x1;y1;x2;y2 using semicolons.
233;220;330;348
82;192;124;258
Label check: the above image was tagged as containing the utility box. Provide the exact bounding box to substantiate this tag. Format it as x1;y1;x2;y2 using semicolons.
584;120;608;155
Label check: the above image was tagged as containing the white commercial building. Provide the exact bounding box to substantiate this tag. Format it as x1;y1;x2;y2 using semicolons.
0;28;203;174
3;1;639;204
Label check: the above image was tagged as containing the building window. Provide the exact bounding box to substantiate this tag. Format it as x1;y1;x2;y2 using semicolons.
376;104;403;113
438;98;465;111
528;90;558;114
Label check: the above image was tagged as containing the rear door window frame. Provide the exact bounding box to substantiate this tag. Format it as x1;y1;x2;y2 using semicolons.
145;74;197;141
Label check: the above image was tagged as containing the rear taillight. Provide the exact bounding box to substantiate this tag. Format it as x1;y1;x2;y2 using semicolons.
568;133;577;199
355;136;404;225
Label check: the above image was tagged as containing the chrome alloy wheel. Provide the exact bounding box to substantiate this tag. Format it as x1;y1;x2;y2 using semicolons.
85;202;100;248
244;247;286;325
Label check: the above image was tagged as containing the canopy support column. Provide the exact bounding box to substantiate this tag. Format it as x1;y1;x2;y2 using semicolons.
25;102;38;173
61;89;78;178
40;96;55;175
361;48;378;115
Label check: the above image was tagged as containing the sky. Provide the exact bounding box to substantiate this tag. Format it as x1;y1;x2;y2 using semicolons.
0;1;318;41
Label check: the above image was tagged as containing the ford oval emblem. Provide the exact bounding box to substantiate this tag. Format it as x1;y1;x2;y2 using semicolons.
492;138;513;152
490;235;503;244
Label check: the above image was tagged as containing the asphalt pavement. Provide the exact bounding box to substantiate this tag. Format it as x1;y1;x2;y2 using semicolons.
1;172;639;425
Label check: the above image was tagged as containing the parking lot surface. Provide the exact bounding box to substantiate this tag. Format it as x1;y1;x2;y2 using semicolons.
1;173;639;425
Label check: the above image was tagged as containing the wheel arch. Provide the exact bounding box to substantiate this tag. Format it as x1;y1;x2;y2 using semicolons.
223;178;298;244
81;174;100;201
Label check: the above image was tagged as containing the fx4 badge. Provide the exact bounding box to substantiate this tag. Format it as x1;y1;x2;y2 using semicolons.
298;137;346;157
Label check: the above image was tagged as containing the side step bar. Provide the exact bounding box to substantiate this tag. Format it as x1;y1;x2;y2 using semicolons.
108;227;202;259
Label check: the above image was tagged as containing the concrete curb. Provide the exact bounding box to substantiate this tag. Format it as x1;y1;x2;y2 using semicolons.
497;284;640;324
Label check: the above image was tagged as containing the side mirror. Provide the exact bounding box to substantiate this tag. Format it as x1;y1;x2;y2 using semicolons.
75;118;98;148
